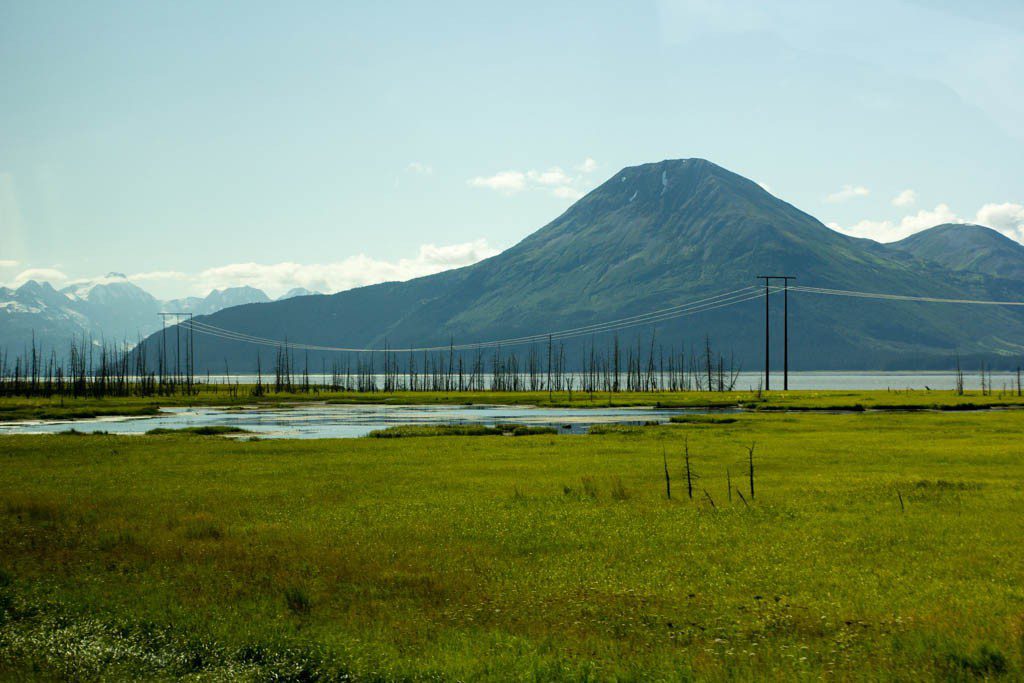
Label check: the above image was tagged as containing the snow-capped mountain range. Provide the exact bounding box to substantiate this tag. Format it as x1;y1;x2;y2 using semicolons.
0;274;320;351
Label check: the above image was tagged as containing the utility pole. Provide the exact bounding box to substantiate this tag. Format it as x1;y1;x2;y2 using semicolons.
187;313;194;389
757;277;771;390
160;314;167;385
159;312;196;389
778;276;795;389
756;276;795;391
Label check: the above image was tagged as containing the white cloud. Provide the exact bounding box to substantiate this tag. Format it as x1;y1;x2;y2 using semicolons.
891;189;917;207
469;158;597;200
125;239;501;299
0;259;19;268
976;202;1024;240
825;184;870;203
899;204;961;233
5;240;502;299
406;161;433;175
832;203;961;242
552;186;585;200
10;268;70;288
834;200;1024;244
831;206;952;242
527;167;573;186
468;170;527;193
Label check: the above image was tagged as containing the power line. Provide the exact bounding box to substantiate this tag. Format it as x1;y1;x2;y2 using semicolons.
178;286;774;354
198;285;761;351
790;286;1024;306
186;289;769;353
161;282;1024;359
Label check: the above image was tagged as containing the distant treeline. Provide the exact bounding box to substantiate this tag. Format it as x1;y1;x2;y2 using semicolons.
0;332;742;398
0;333;196;399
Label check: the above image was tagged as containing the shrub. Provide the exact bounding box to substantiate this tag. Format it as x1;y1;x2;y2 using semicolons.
6;500;60;522
98;529;137;551
946;645;1007;677
588;425;644;435
284;586;311;616
183;516;224;541
669;415;738;425
368;423;556;438
146;426;248;436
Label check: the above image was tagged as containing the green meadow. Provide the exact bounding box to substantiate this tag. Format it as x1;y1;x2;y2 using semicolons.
2;405;1023;680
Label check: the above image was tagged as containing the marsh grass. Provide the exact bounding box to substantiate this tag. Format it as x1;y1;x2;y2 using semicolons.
5;500;60;523
283;586;312;616
669;415;739;425
580;475;599;499
145;425;248;436
368;423;557;438
97;528;138;551
1;411;1023;680
588;424;645;435
946;645;1008;677
57;428;110;436
182;515;224;541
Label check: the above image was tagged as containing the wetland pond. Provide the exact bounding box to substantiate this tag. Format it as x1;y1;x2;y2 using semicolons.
0;403;719;439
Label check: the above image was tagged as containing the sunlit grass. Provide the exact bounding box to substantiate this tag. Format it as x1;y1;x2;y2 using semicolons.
1;411;1023;679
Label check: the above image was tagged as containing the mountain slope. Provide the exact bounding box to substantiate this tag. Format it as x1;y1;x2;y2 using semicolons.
0;281;94;351
278;287;320;300
166;286;271;315
889;223;1024;279
62;275;162;342
143;159;1024;371
0;277;273;352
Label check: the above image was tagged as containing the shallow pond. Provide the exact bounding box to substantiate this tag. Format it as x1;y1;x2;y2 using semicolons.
0;403;714;439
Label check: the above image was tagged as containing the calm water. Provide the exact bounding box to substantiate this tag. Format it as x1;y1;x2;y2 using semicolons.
0;404;705;439
2;371;1015;439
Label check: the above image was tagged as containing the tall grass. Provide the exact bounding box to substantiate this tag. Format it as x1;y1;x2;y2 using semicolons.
2;411;1024;678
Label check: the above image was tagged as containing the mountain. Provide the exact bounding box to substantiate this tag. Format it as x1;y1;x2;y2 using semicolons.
278;287;320;300
0;278;272;352
166;286;270;315
62;274;162;342
0;281;93;352
889;223;1024;280
139;159;1024;371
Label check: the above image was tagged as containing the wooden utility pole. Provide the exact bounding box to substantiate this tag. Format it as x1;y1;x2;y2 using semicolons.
159;312;196;387
779;276;795;390
160;314;167;384
756;275;795;391
757;277;772;390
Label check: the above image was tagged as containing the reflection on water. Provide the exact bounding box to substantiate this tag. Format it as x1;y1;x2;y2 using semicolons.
0;404;706;439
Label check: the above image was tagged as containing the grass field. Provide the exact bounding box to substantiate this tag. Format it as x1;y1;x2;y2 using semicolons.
2;410;1023;680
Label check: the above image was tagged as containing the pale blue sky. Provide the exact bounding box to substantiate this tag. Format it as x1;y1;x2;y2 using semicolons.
2;0;1023;297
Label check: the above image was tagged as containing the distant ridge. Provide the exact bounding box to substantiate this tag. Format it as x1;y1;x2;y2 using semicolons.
0;280;273;350
132;158;1024;371
889;223;1024;280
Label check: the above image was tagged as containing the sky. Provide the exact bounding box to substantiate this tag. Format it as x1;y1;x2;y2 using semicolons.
2;0;1023;298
